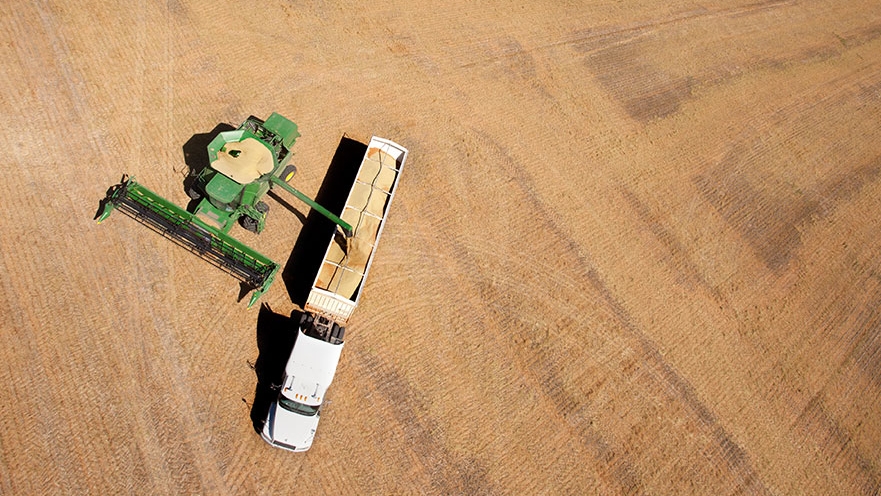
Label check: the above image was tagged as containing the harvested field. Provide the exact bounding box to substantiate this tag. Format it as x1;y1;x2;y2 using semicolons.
1;0;880;494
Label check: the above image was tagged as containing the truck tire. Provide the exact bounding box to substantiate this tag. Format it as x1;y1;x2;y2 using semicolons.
331;324;345;343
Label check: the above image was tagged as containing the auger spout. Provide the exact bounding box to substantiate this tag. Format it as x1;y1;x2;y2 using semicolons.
269;175;353;237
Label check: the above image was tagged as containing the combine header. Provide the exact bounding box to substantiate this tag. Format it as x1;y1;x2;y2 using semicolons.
98;176;280;305
97;113;353;307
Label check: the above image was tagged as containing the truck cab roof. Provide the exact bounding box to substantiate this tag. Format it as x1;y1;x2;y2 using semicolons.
280;328;344;407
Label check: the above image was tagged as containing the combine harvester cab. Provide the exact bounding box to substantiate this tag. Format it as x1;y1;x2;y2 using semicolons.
185;112;352;238
261;137;407;452
97;113;353;307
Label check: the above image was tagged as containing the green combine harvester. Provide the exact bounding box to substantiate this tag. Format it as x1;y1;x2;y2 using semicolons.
97;113;353;307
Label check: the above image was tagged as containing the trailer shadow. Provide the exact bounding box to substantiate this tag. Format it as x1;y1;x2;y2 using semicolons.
282;135;366;306
250;303;304;433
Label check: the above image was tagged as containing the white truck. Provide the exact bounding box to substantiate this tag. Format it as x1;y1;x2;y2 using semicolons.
261;137;407;452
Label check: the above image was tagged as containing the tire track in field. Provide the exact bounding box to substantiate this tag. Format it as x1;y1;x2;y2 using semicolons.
695;64;881;272
433;133;649;493
796;266;881;492
414;225;645;492
351;349;494;495
574;2;881;122
0;5;133;492
22;1;232;491
459;1;797;70
356;176;603;492
617;185;725;304
793;392;881;495
466;128;770;494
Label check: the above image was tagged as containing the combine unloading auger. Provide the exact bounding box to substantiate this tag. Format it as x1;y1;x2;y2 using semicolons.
96;113;353;307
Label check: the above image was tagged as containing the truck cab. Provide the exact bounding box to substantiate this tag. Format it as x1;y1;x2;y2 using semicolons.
261;315;344;452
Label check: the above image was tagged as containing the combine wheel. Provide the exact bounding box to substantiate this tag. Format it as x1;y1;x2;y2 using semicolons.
256;201;269;214
241;216;259;233
186;185;202;200
281;165;297;183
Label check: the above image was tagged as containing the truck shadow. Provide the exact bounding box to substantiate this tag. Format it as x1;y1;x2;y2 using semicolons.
250;303;304;433
282;135;367;306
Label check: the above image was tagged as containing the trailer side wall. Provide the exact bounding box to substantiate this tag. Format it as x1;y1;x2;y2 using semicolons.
305;137;407;324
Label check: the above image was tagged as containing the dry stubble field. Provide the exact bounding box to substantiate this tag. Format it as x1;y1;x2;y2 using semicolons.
1;0;880;494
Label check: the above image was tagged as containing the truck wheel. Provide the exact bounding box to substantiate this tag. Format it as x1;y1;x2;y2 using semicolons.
281;165;297;183
331;324;345;342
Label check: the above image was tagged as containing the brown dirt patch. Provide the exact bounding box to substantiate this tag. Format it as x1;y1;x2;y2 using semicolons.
1;0;880;493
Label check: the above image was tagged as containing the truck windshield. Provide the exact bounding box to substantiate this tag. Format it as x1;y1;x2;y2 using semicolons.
278;396;319;416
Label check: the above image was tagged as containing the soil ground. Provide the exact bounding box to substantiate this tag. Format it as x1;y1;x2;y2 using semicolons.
1;1;880;494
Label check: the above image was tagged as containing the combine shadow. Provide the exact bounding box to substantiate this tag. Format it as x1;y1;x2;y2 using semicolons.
249;303;304;433
181;123;235;211
282;136;366;306
267;190;307;227
93;176;126;220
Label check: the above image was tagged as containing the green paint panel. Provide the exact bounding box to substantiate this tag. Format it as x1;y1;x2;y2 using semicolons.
264;112;300;149
205;172;243;204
